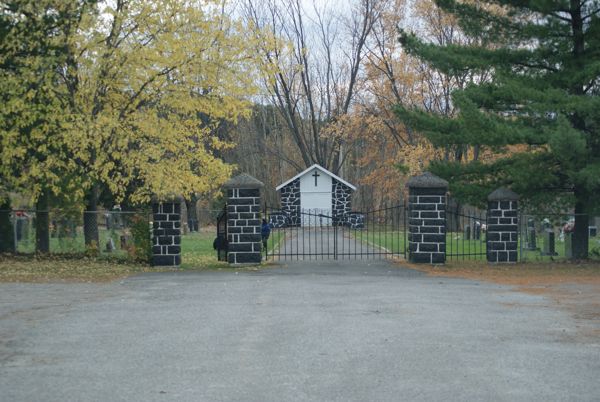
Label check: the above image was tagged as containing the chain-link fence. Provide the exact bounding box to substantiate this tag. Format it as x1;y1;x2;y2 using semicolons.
0;209;152;261
519;214;600;261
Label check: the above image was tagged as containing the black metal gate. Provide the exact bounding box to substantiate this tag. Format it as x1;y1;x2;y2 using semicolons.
264;205;407;261
215;205;228;261
445;206;487;260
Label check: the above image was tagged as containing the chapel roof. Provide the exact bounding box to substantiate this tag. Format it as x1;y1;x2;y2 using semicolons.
275;164;357;191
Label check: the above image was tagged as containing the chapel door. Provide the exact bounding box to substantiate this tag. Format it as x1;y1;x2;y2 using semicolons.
300;168;332;226
301;192;332;226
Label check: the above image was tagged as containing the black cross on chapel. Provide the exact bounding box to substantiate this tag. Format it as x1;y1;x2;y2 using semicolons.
312;170;320;186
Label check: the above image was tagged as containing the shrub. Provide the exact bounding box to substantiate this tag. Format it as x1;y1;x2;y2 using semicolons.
0;200;14;253
130;214;152;263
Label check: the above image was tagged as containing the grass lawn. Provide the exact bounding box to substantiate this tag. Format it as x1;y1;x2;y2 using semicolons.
180;230;228;270
351;228;600;262
16;227;133;258
180;228;279;269
350;230;407;255
265;230;285;254
0;227;266;282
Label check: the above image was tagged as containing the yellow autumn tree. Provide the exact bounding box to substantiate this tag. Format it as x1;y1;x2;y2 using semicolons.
0;0;93;252
60;0;261;244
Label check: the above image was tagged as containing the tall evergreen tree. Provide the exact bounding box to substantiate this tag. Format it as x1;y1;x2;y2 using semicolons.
395;0;600;259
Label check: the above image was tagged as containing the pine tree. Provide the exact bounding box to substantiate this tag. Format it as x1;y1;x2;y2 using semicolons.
395;0;600;259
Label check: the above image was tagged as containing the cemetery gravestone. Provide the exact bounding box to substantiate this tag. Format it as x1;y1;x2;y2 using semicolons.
473;222;481;240
542;230;558;256
526;218;537;250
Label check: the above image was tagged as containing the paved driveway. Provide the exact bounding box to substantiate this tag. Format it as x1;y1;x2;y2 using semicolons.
1;260;599;401
271;227;399;260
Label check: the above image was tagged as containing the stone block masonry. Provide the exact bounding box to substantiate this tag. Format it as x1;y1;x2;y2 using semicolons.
487;188;519;263
280;178;300;227
407;172;448;264
224;173;264;264
332;178;353;225
152;198;182;266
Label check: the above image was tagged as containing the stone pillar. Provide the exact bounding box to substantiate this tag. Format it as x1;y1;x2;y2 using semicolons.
407;172;448;264
151;196;183;266
224;173;264;264
486;188;519;263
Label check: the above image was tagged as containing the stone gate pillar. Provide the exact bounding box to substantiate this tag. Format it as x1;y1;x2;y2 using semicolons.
407;172;448;264
151;195;183;266
486;188;519;263
224;173;264;264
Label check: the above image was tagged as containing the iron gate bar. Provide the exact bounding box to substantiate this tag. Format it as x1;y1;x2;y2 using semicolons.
445;206;487;260
264;205;407;261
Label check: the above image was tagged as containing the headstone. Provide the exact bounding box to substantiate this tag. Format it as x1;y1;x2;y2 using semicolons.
473;222;481;240
541;230;558;256
50;220;57;238
105;212;111;230
180;201;188;234
542;218;551;231
15;214;26;241
589;226;597;237
564;232;573;258
464;225;471;240
120;234;130;250
112;205;122;229
526;218;537;250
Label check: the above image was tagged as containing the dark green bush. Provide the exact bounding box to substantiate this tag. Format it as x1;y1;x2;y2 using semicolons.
0;200;14;253
130;214;152;263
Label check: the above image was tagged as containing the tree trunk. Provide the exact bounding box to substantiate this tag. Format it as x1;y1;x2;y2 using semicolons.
568;3;588;260
186;195;198;232
572;192;589;259
35;191;50;253
83;185;99;247
0;199;14;253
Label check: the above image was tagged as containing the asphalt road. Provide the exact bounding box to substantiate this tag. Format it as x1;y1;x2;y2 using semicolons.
1;260;599;401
